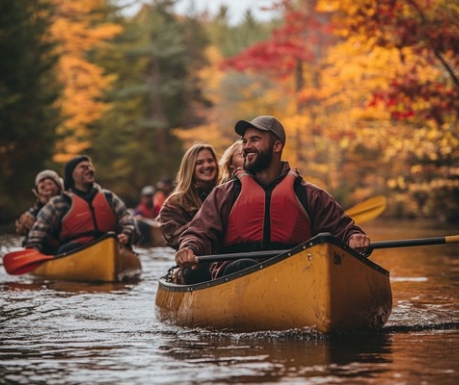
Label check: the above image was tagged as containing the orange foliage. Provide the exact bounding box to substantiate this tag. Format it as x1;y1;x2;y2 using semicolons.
50;0;122;163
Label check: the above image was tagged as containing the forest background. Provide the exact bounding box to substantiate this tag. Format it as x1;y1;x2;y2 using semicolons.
1;0;458;227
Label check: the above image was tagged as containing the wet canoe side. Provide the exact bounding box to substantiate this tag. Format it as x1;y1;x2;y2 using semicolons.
155;235;392;333
138;218;166;248
30;234;142;283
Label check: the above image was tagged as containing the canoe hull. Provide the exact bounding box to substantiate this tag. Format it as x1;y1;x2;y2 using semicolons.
30;233;142;283
138;219;166;248
155;234;392;333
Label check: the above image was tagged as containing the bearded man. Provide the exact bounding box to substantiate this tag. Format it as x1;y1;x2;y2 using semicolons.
26;155;138;254
175;116;370;280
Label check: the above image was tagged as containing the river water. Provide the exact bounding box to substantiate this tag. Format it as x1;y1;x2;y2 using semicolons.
1;220;458;385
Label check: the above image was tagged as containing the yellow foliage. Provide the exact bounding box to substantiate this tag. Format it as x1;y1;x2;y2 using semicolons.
50;0;122;163
197;46;224;105
172;124;231;152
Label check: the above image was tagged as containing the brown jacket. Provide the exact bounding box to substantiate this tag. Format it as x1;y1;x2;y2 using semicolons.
178;162;366;275
157;197;199;250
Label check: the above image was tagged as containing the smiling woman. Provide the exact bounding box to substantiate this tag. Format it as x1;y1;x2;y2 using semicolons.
157;143;220;251
157;143;221;284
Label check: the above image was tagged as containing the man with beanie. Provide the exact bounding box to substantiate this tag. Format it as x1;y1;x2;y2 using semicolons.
174;115;371;280
15;169;63;252
26;155;138;254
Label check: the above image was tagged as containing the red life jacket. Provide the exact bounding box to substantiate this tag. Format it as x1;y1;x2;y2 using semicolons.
222;169;312;250
135;203;156;219
59;191;117;244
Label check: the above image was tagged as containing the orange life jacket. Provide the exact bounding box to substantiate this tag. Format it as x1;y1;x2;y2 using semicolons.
59;191;117;244
221;169;312;251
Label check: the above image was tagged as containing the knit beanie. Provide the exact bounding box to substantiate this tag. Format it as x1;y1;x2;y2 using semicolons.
64;155;90;190
35;169;63;191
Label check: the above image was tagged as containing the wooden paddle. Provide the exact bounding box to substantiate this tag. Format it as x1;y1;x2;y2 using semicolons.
3;249;54;275
345;195;386;225
195;234;459;264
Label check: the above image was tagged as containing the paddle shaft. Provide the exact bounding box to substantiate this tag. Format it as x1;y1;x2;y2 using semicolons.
370;234;459;250
195;234;459;263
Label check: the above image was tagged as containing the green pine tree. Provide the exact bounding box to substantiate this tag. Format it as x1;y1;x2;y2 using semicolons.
91;0;211;205
0;0;61;223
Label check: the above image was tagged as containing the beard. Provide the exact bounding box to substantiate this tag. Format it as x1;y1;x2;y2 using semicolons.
245;146;273;174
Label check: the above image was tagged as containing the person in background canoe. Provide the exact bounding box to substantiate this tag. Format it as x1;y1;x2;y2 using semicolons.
156;176;175;197
157;143;220;283
152;188;167;217
15;170;63;252
133;185;157;246
26;155;139;254
175;115;371;280
219;140;244;183
133;185;156;220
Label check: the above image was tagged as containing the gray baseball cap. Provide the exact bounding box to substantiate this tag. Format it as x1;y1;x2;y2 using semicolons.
235;115;286;144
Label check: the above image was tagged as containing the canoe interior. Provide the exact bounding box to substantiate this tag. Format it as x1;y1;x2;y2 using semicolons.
30;233;142;283
155;234;392;333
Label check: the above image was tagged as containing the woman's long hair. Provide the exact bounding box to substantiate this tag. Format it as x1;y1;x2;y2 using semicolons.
168;143;220;211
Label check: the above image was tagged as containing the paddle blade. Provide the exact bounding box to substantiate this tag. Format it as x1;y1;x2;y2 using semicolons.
346;196;387;225
3;249;54;275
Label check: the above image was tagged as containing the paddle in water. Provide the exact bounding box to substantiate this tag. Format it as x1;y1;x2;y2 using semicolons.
3;249;54;275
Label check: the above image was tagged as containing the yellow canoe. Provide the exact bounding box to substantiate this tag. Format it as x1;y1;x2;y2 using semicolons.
137;218;166;248
155;234;392;333
30;233;142;283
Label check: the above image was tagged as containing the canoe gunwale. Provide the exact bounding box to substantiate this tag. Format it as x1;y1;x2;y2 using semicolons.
29;232;141;283
52;232;120;260
158;233;389;293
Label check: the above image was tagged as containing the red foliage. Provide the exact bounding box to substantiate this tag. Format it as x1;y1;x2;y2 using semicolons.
368;73;458;124
348;0;459;125
220;1;335;79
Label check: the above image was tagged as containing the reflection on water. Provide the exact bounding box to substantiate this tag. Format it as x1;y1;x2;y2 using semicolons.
159;331;393;384
1;220;459;385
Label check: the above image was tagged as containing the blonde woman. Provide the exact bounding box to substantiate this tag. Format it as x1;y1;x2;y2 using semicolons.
219;140;244;183
158;143;220;284
158;143;220;250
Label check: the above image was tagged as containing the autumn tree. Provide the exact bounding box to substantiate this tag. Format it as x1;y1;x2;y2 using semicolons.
319;0;459;220
173;6;279;155
322;0;459;125
91;0;211;205
50;0;122;162
0;0;61;222
209;6;277;58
